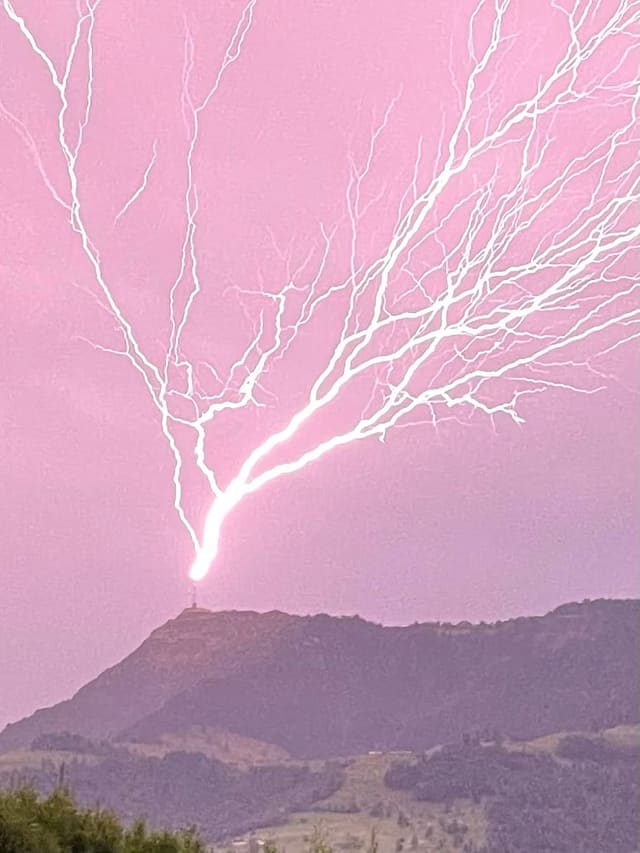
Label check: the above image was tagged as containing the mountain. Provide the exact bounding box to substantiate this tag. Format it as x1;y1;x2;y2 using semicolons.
0;608;294;752
1;598;638;758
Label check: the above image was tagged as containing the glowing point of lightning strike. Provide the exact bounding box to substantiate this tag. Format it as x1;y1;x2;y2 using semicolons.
2;0;639;587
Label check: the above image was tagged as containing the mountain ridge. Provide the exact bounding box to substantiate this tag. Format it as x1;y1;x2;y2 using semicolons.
1;598;638;757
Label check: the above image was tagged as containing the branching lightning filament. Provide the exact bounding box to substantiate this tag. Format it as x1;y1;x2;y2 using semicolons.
2;0;638;582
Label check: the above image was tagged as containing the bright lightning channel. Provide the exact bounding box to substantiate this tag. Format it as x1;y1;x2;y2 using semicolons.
2;0;639;585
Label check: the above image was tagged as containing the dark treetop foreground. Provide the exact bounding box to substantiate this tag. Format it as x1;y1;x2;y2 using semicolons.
0;786;205;852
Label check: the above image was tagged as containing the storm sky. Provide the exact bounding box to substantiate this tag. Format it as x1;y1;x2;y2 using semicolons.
1;0;638;729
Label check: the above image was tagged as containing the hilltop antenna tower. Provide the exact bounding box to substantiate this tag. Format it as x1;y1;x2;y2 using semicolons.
190;580;197;609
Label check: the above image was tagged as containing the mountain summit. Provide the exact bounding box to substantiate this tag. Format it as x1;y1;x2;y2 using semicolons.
1;599;638;758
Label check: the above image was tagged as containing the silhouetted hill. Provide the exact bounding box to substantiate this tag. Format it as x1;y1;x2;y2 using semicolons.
0;609;294;752
1;599;638;758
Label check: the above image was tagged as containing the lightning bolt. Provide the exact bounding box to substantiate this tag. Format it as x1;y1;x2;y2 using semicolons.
2;0;638;585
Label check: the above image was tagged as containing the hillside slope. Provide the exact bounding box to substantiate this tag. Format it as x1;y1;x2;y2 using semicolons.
124;599;639;757
1;599;638;758
1;727;637;848
0;609;295;751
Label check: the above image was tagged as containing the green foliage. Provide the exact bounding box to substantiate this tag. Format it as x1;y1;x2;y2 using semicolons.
0;787;206;853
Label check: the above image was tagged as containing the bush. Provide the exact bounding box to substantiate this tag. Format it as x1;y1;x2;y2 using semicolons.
0;786;206;852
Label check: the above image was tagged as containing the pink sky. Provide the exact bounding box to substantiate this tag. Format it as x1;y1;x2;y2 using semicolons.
0;0;638;729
